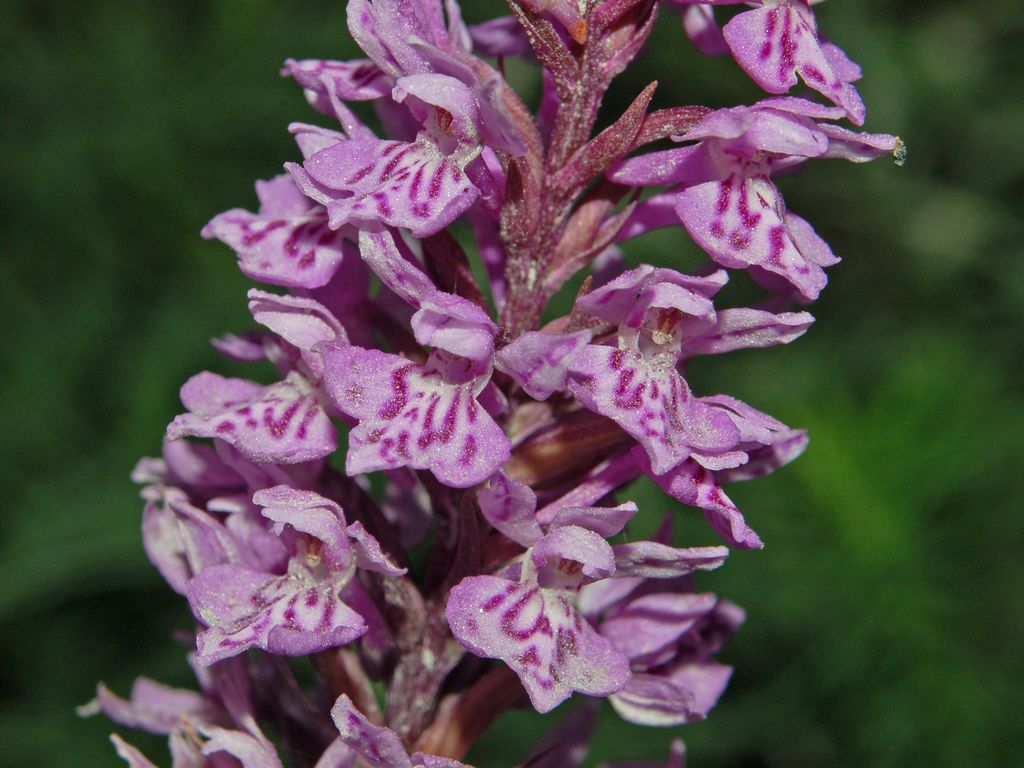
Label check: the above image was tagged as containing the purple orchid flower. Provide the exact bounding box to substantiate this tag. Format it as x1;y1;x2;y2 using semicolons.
447;476;727;713
612;98;900;299
320;229;511;487
102;0;903;762
187;486;403;665
668;0;865;123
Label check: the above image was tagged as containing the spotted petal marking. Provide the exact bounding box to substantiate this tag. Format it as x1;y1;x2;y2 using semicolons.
722;2;865;124
189;565;367;666
167;371;337;465
203;175;349;290
676;172;832;300
445;575;631;713
568;345;740;475
320;344;511;488
293;137;480;238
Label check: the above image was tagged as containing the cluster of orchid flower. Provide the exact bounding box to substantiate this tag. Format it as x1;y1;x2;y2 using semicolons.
83;0;901;765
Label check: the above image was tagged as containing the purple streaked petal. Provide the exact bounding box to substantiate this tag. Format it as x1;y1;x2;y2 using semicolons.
321;344;511;488
567;345;740;475
675;174;829;300
494;330;592;400
283;58;390;102
612;541;728;578
640;450;764;549
168;372;337;465
202;175;349;290
252;486;352;570
445;576;631;712
478;470;542;547
189;565;367;665
296;136;480;238
721;4;865;124
330;694;412;768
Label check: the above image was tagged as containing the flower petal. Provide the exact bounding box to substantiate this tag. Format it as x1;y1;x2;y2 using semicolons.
168;372;337;465
568;346;740;475
321;344;511;488
189;565;367;665
722;4;865;124
446;576;631;712
478;470;543;547
612;541;728;578
494;330;592;400
675;174;829;300
359;229;495;363
330;694;412;768
203;175;350;289
294;137;480;238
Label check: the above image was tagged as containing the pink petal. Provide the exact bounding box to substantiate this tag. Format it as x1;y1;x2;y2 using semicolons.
189;565;367;666
446;576;631;712
478;470;542;547
294;137;480;238
167;372;337;465
568;345;740;475
675;174;829;300
494;330;592;400
202;175;350;289
722;4;865;124
321;344;511;488
330;694;412;768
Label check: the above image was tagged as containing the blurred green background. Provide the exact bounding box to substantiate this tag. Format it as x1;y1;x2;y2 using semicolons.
2;1;1022;766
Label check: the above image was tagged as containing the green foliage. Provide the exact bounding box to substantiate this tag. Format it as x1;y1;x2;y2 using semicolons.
2;1;1021;765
